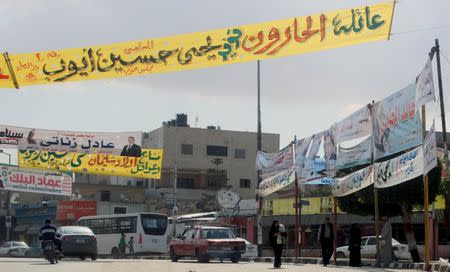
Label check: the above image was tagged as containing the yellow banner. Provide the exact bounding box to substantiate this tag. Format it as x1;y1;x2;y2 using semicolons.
18;148;163;179
0;3;394;88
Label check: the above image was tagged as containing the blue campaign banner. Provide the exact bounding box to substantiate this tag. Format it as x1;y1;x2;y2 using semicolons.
372;83;423;160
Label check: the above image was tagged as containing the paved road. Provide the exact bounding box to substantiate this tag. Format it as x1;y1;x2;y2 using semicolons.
0;258;417;272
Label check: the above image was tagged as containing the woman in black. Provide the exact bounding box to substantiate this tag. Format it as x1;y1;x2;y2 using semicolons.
349;223;361;267
268;220;287;268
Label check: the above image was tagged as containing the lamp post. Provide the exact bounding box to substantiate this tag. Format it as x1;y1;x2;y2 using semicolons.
0;149;12;241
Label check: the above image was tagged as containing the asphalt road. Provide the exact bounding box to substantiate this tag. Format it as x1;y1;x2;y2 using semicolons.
0;258;419;272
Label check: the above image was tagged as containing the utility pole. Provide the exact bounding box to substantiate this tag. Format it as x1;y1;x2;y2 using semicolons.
0;150;12;241
422;105;430;271
256;60;263;257
172;125;178;237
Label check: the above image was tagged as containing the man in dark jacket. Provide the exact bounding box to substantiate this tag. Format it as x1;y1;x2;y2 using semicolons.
120;136;142;157
39;218;62;254
317;217;334;266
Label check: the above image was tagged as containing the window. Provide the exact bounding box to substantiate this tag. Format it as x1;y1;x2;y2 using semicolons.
367;238;376;245
114;207;127;214
240;179;251;188
360;238;368;246
234;148;246;159
100;191;110;201
181;144;193;155
183;229;195;240
90;218;105;234
118;216;138;233
140;214;168;235
177;177;195;189
207;145;228;156
103;218;118;234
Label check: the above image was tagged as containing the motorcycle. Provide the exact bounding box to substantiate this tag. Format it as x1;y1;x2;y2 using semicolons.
42;240;58;264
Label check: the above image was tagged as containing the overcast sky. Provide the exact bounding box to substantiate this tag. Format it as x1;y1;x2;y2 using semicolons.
0;0;449;148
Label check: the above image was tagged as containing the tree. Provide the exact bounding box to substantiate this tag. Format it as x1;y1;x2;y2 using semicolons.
337;161;442;261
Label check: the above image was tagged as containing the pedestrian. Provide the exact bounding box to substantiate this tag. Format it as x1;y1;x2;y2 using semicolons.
269;220;287;268
317;217;334;266
380;217;393;263
128;236;135;256
349;223;361;267
119;231;127;258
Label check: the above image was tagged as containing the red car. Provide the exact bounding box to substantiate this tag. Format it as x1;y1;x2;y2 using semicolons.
169;226;246;263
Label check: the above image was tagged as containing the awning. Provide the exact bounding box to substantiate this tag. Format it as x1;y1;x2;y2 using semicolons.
14;224;30;232
27;225;41;235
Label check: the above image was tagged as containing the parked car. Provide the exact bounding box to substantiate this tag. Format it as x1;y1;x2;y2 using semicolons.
24;241;43;258
169;225;246;263
336;236;410;260
0;241;29;256
57;226;98;260
236;238;258;258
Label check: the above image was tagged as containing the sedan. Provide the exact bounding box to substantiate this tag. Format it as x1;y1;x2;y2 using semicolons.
0;241;29;256
336;236;410;260
57;226;98;260
236;238;258;258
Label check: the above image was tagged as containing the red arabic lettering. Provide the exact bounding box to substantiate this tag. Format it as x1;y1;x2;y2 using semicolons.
242;31;264;52
254;28;281;54
294;15;327;43
123;41;154;55
267;26;292;55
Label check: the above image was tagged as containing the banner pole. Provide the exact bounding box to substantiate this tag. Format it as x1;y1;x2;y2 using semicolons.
387;0;397;41
333;196;337;265
2;52;19;89
422;105;430;271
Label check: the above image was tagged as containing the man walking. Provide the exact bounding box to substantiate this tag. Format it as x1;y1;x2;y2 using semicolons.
317;217;334;266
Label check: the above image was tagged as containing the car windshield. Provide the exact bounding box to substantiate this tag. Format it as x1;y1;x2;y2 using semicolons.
61;226;93;235
141;214;167;235
202;229;236;239
12;242;27;247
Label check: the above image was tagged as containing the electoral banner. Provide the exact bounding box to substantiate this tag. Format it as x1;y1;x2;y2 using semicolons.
372;83;423;160
424;120;437;175
332;105;372;143
256;145;294;179
257;170;296;197
375;146;423;188
18;148;163;179
0;125;142;156
416;57;435;109
323;130;337;177
0;165;72;196
333;165;374;197
0;3;394;88
336;136;372;170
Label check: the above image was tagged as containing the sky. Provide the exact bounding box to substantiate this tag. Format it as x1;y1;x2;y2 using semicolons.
0;0;450;149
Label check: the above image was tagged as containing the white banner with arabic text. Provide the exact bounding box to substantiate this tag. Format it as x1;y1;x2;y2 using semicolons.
333;165;374;197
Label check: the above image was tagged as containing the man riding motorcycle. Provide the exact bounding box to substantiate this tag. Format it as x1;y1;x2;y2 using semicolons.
39;218;63;257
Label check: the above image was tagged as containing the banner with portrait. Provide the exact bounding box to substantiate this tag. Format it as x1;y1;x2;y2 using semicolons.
332;105;372;143
323;129;337;176
424;120;437;175
18;148;163;179
0;3;395;88
256;145;294;179
336;136;372;170
372;83;423;160
374;146;423;188
0;125;142;156
332;165;374;197
0;165;72;196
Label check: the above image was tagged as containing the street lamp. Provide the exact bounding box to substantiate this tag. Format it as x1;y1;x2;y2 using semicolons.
0;149;12;241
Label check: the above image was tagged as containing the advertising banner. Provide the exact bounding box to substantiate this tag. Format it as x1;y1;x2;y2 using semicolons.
19;148;163;179
372;83;423;160
256;145;293;179
0;165;72;196
416;57;435;108
336;136;372;170
332;165;374;197
257;170;296;197
0;3;394;88
375;146;423;188
423;121;437;175
332;105;372;143
56;201;97;221
0;125;142;155
323;129;337;176
293;136;312;172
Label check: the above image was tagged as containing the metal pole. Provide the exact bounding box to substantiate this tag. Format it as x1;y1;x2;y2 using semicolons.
333;196;337;265
435;39;450;242
298;184;302;258
294;177;299;261
256;60;263;257
0;150;12;241
374;186;380;264
422;105;430;271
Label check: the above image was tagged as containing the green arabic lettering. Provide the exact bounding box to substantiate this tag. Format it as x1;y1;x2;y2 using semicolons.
365;6;385;30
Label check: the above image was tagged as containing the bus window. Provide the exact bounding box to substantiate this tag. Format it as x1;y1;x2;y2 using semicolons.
118;216;137;233
90;218;105;234
141;214;167;235
104;218;118;234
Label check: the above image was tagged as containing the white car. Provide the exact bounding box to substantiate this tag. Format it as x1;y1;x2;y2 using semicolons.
336;236;410;260
0;241;30;256
237;238;258;258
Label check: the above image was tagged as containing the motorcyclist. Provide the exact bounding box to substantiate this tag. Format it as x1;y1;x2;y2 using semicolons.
39;218;63;257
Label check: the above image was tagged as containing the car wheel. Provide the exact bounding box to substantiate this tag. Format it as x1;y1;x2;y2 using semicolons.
111;248;120;259
336;251;345;258
91;255;97;261
170;248;178;262
196;249;209;263
80;256;86;261
231;255;240;263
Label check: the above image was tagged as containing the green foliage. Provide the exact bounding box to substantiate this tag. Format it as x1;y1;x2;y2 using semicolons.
337;160;442;217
